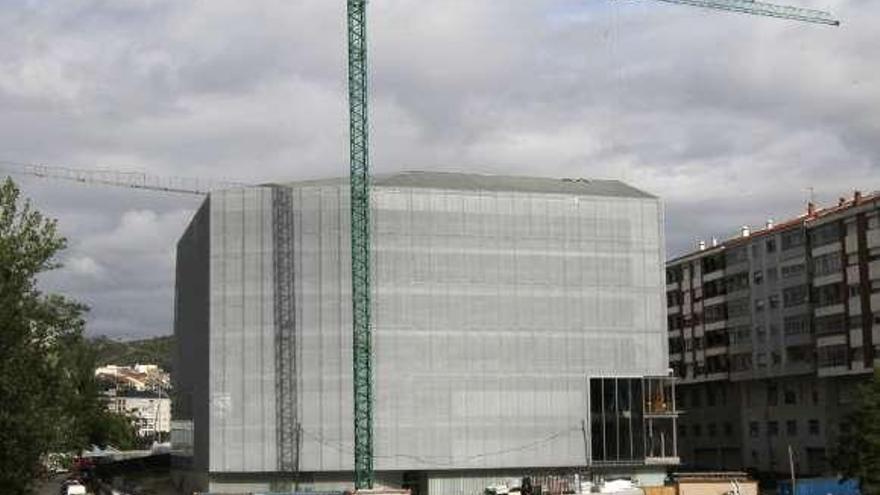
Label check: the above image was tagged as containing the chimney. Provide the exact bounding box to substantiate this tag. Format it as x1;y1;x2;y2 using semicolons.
698;240;707;251
711;237;719;247
854;190;863;204
807;202;816;216
766;218;774;230
741;225;751;238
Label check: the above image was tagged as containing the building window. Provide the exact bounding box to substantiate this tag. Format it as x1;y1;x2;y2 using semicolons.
783;285;808;308
812;388;819;405
813;252;843;277
815;313;846;336
678;424;687;438
750;421;760;438
786;345;812;364
704;303;728;324
692;389;702;407
768;421;779;436
708;423;718;438
755;324;766;341
784;315;810;336
725;272;750;293
755;299;766;312
809;419;820;435
724;422;733;436
766;238;777;253
767;384;778;406
781;262;806;279
726;247;748;265
730;325;751;345
787;420;798;436
756;352;767;368
769;294;780;309
817;345;848;368
782;230;805;250
693;424;702;437
727;298;750;318
731;353;752;372
810;222;841;248
784;389;797;405
754;270;764;285
813;282;844;308
703;254;726;274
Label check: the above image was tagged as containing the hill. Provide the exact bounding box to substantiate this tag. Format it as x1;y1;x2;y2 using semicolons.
90;335;175;372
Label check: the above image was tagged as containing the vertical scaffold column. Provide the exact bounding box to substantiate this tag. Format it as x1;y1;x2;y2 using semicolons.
347;0;374;489
273;186;299;476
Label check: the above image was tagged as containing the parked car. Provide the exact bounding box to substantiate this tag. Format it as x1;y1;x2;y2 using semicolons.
59;479;87;495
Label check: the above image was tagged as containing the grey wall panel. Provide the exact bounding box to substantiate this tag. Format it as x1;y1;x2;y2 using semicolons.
294;186;354;473
208;187;277;473
174;199;211;471
288;184;667;472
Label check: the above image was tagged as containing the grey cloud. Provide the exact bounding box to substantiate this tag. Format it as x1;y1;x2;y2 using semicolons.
3;0;876;338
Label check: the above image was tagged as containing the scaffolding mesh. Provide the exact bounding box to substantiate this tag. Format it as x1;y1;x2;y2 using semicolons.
197;177;667;473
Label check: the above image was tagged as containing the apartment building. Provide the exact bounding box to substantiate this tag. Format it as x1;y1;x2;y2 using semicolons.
666;191;880;476
106;389;172;438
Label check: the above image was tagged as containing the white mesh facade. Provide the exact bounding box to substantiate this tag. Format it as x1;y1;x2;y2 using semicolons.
184;173;667;475
207;187;278;472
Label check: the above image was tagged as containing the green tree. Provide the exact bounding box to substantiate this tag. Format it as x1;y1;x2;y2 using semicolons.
0;177;91;492
832;368;880;493
59;337;138;451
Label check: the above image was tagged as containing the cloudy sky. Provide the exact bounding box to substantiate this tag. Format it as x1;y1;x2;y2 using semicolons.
0;0;874;339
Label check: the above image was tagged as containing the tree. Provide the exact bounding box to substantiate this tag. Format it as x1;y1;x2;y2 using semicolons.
832;368;880;493
0;177;91;493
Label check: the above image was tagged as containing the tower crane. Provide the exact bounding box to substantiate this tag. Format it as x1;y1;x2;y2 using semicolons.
345;0;838;489
0;160;243;196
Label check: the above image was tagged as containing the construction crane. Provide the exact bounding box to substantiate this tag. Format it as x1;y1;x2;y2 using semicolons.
0;160;244;196
344;0;838;489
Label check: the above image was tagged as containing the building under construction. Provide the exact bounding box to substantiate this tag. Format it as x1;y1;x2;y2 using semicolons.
172;171;677;494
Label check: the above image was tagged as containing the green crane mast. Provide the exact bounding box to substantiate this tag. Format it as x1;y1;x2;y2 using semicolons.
344;0;837;489
347;0;373;490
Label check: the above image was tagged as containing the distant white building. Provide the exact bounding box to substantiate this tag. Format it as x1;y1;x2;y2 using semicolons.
95;363;170;392
107;390;172;438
